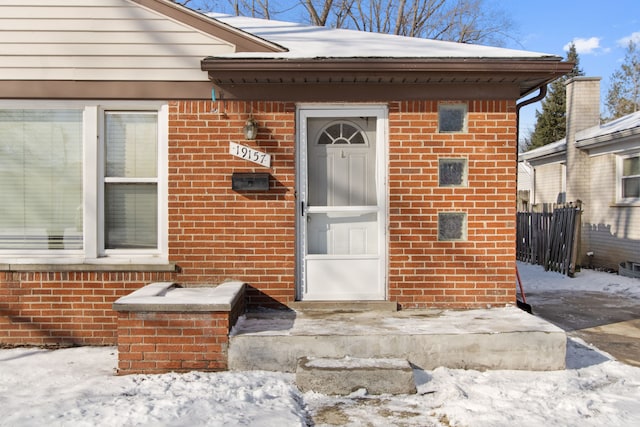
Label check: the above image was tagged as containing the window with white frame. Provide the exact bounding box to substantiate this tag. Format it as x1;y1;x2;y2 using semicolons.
104;112;159;250
0;109;83;250
0;102;167;262
621;154;640;200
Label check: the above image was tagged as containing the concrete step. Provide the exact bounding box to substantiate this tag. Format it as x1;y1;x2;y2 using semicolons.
228;307;567;373
289;301;397;312
296;356;417;395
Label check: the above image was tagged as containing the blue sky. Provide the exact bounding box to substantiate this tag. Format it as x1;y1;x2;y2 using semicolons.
499;0;640;139
184;0;640;141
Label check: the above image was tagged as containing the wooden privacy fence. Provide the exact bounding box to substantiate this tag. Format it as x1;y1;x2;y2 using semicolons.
516;202;582;276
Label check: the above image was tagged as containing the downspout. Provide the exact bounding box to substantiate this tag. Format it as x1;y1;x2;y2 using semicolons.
515;85;547;208
515;85;547;146
512;85;547;298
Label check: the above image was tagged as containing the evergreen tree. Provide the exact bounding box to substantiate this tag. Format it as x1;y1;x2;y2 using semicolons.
527;44;583;150
605;40;640;121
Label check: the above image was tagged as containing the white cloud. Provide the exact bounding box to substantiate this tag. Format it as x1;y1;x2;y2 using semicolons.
564;37;602;54
617;31;640;47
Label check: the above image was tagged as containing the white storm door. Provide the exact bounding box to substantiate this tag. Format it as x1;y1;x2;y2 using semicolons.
298;107;387;301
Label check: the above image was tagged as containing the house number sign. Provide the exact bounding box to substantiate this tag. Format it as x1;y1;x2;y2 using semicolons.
229;141;271;167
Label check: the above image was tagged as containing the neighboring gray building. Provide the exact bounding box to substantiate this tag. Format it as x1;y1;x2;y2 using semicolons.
519;77;640;271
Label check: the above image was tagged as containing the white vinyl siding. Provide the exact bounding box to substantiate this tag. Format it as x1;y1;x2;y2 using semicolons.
533;163;566;205
0;0;235;81
585;153;640;269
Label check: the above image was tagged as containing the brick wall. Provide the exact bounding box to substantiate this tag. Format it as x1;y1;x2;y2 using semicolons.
169;99;517;310
565;77;601;267
168;101;298;308
566;77;601;208
1;98;519;347
115;295;244;375
115;311;229;374
388;100;517;308
0;271;173;346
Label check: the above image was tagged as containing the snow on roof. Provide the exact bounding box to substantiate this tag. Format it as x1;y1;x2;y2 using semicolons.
519;138;567;161
576;110;640;145
209;13;559;60
519;111;640;162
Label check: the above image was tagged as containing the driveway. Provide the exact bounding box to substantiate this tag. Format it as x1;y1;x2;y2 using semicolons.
526;290;640;367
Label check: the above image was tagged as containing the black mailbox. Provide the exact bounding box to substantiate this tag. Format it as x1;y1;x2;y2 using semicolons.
231;172;270;191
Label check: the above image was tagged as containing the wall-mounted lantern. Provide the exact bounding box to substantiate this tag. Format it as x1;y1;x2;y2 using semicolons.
243;118;259;140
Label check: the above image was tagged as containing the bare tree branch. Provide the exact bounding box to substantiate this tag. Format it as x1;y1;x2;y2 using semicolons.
174;0;516;46
303;0;334;26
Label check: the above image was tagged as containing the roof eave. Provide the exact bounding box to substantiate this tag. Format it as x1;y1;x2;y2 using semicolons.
519;142;567;163
520;150;567;166
576;127;640;150
201;57;573;98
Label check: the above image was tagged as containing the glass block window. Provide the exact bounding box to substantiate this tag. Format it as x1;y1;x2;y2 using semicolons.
438;212;467;241
438;104;467;133
439;158;467;186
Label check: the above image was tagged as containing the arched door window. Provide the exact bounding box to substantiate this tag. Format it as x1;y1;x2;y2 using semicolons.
317;122;367;145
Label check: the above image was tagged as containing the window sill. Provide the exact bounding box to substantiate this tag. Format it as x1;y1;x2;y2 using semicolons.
0;262;177;273
610;200;640;207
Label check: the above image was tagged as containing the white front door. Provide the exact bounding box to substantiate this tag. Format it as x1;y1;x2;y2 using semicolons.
298;106;387;301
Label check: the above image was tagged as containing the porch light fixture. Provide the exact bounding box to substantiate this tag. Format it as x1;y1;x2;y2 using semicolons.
243;118;259;140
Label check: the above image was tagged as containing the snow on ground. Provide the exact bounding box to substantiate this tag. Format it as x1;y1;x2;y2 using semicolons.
0;347;306;427
1;265;639;426
517;262;640;299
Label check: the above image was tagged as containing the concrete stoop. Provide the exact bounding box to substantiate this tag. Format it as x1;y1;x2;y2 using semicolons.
228;307;567;373
289;301;398;313
296;356;417;395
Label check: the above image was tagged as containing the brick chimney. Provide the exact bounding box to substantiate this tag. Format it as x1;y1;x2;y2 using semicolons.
565;77;600;204
565;77;600;266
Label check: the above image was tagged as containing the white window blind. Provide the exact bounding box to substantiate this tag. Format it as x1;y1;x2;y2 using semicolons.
104;112;158;249
0;109;83;250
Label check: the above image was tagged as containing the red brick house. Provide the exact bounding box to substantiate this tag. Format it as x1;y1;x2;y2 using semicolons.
0;0;572;347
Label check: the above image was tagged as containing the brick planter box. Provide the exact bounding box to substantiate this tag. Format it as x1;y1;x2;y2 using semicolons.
113;281;245;375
